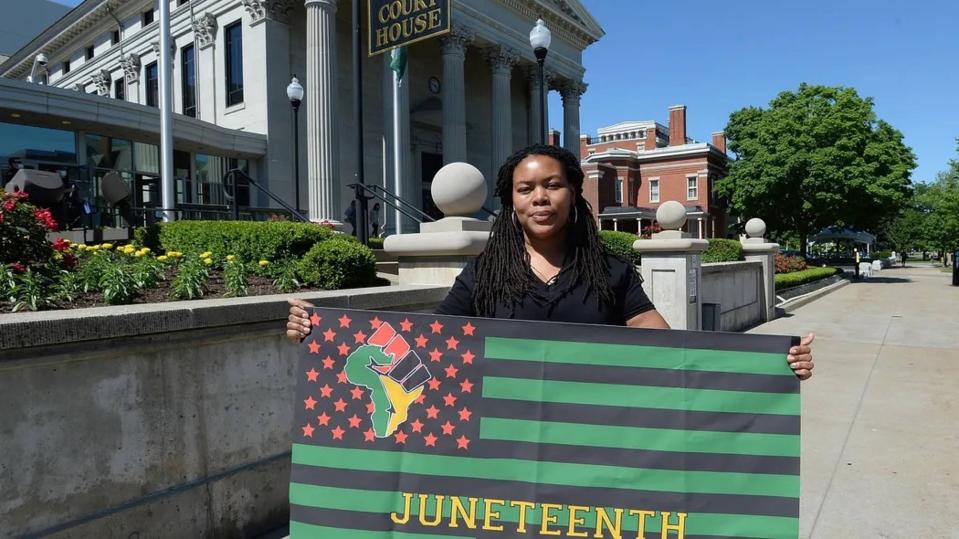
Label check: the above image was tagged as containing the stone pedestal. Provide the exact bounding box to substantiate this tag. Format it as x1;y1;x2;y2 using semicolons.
633;201;708;330
741;218;779;321
384;163;490;286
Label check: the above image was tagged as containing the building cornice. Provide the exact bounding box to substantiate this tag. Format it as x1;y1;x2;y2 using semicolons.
497;0;604;48
585;143;728;164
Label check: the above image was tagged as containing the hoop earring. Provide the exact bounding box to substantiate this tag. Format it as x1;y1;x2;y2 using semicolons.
511;210;521;229
570;206;578;225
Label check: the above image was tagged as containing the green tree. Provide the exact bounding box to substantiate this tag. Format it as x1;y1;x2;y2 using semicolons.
715;84;916;255
916;146;959;263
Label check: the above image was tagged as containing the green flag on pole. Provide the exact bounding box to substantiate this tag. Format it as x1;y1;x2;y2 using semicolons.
389;47;407;83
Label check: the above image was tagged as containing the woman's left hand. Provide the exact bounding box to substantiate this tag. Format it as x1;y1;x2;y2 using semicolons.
787;333;815;380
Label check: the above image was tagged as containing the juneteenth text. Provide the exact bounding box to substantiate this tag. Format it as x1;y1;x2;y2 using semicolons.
389;492;688;538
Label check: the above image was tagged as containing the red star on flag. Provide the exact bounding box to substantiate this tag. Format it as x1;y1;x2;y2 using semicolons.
410;418;424;433
338;314;352;328
424;432;438;447
414;334;428;348
307;340;321;354
306;368;319;382
441;420;455;435
414;394;426;405
426;405;440;419
331;425;345;440
337;342;351;356
302;423;315;437
363;428;376;442
443;392;458;407
428;348;443;362
365;401;376;414
461;322;475;336
394;430;408;444
461;350;474;364
350;386;365;400
399;318;413;332
348;414;362;428
458;407;473;422
322;356;335;370
319;384;333;398
445;336;459;350
304;396;317;410
353;330;368;344
310;313;322;326
323;329;336;342
369;316;383;329
456;435;471;450
333;398;347;412
317;412;331;426
336;371;348;384
459;379;474;393
430;320;444;334
427;378;441;391
444;364;459;378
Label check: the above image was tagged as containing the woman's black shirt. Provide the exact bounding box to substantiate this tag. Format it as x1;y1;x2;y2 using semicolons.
435;255;655;325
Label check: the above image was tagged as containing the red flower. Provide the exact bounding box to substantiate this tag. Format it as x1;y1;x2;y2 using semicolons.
61;253;77;269
10;262;26;273
10;191;28;200
52;238;70;252
2;199;14;212
32;208;58;231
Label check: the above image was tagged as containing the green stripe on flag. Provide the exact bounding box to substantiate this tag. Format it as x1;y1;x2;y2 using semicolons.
482;377;800;416
485;337;792;376
289;483;799;538
290;520;462;539
479;417;800;457
291;444;798;498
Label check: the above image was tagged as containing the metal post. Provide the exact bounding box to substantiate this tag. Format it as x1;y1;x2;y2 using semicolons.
159;0;175;221
292;101;300;212
352;0;368;244
536;57;546;145
393;69;402;235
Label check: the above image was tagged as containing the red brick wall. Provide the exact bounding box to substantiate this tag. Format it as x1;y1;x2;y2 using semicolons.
668;106;686;146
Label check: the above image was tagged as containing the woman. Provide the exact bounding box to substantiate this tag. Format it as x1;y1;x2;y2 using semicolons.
288;145;814;379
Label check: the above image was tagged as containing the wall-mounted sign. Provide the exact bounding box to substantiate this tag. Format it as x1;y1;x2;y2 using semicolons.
368;0;452;56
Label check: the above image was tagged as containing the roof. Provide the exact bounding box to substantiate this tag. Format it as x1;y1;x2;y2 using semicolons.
584;143;728;163
0;0;70;57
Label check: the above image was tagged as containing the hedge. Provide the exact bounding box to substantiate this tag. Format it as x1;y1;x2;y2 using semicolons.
599;230;642;265
775;267;841;290
702;238;744;263
139;220;334;263
297;236;377;290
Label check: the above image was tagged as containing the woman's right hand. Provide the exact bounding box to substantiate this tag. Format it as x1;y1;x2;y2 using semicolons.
286;298;315;344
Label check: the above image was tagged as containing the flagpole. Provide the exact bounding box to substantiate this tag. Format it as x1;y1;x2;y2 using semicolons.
159;0;175;221
392;67;402;235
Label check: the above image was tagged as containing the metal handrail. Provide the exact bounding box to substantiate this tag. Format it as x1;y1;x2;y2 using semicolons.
348;182;435;224
223;168;309;222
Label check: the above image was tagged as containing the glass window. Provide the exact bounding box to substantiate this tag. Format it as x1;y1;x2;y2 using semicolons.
0;122;77;172
142;9;154;26
85;46;94;60
111;138;133;171
687;176;698;200
114;78;125;100
62;60;70;74
225;21;244;106
134;142;158;174
614;177;623;204
85;135;132;170
146;62;158;107
112;29;121;45
181;44;196;117
649;179;659;203
195;154;228;205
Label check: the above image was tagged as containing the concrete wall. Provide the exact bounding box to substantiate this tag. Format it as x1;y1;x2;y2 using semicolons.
700;260;764;332
0;285;447;538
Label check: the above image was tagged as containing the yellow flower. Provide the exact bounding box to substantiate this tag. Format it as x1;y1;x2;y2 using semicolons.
167;251;182;258
258;260;269;268
122;246;135;254
101;243;113;250
226;255;236;262
200;251;213;258
88;245;99;251
202;258;213;266
140;247;151;254
157;255;168;262
134;251;146;258
76;244;87;251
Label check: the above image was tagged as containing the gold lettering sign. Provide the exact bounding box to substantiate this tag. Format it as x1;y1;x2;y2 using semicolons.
368;0;451;56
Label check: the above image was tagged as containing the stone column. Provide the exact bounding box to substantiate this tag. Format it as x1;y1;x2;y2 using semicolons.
633;201;708;330
741;218;780;322
488;46;517;207
305;0;339;222
560;79;586;156
192;13;217;120
526;65;542;145
439;26;473;164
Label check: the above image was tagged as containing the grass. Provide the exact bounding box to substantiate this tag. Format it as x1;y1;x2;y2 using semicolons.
775;267;841;291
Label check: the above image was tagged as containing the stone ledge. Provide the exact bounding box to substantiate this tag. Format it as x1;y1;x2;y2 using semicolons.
633;238;709;253
701;260;762;273
0;284;449;352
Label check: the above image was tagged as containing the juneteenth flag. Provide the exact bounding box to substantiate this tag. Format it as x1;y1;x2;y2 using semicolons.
291;308;801;539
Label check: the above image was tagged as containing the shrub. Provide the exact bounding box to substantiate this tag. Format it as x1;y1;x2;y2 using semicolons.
297;236;377;290
873;250;892;260
367;236;385;250
156;220;334;263
99;263;138;305
599;230;642;266
223;259;249;297
271;260;301;293
702;239;744;263
775;267;841;290
0;189;57;269
775;254;808;274
171;257;210;299
134;223;162;253
9;268;57;312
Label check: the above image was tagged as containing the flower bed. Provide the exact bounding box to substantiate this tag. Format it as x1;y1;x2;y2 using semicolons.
775;254;808;274
774;266;841;290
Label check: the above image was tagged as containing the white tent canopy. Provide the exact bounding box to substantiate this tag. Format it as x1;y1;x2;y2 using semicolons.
811;227;876;253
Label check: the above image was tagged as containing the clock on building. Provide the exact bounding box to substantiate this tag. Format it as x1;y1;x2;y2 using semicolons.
428;76;441;94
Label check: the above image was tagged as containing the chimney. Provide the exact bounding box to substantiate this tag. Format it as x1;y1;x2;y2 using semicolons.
548;128;561;147
579;134;590;159
711;131;727;154
668;105;687;146
644;127;657;151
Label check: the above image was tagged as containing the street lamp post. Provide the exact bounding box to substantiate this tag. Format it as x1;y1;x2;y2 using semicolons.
287;75;304;212
529;19;551;145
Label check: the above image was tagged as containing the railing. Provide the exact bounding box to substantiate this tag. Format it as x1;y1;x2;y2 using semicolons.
348;182;497;224
223;168;309;222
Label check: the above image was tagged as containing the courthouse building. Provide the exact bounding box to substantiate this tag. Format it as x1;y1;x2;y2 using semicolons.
579;105;730;238
0;0;603;231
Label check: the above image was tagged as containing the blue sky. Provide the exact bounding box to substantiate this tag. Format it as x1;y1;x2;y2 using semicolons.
52;0;958;182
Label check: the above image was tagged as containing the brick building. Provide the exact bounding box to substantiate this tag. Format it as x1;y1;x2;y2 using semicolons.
579;105;729;238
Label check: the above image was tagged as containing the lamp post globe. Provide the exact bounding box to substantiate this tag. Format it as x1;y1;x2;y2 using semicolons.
529;19;551;144
287;75;304;212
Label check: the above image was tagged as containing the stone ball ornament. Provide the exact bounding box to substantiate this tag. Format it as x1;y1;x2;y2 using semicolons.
430;162;487;217
655;200;687;230
745;218;767;238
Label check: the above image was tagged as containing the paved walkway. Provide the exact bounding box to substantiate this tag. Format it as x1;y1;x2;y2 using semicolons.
750;265;959;538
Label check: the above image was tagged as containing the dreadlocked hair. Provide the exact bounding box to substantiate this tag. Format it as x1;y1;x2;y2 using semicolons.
472;144;615;318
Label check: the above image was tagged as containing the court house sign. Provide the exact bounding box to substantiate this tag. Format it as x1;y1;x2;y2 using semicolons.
368;0;451;56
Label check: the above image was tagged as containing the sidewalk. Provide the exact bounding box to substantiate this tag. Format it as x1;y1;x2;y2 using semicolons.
750;265;959;538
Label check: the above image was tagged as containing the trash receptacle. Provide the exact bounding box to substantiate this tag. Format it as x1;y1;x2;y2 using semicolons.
953;250;959;286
